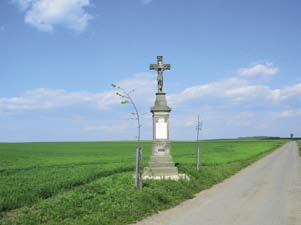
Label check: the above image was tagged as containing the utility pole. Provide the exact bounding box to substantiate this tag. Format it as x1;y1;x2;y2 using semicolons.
196;115;203;171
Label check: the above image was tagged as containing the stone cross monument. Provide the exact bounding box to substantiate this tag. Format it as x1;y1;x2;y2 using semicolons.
143;56;180;179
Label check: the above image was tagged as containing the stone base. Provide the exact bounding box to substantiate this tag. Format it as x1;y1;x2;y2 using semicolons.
143;166;178;177
143;154;190;181
142;173;189;181
143;154;178;176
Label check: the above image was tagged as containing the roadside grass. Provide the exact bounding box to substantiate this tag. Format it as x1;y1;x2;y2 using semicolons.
0;139;287;225
297;140;301;156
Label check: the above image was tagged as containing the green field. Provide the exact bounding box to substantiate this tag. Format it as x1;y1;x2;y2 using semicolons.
0;139;287;225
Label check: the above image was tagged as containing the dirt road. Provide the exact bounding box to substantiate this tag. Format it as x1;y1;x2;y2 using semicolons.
135;142;301;225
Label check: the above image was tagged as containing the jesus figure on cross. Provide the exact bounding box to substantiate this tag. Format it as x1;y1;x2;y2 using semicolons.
150;56;171;93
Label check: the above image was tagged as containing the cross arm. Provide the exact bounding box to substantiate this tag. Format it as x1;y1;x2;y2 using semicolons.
150;64;158;70
163;64;171;70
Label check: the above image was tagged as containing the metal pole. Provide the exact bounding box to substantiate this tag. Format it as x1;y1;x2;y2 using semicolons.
135;147;139;189
139;148;143;189
197;145;200;171
196;115;201;171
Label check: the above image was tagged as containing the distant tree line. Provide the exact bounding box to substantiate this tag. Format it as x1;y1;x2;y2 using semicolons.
238;136;301;140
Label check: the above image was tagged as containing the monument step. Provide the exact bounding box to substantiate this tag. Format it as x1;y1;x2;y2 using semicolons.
144;166;178;176
150;156;174;162
148;162;175;167
149;159;174;164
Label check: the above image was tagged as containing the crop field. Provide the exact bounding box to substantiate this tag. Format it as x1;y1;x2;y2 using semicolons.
0;139;287;225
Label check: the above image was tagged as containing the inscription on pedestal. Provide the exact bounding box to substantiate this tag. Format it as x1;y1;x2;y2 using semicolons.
155;118;167;139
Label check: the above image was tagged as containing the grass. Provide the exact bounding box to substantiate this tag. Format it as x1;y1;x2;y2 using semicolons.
0;139;287;225
297;140;301;156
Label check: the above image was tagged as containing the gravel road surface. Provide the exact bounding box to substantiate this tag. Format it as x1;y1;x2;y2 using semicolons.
134;142;301;225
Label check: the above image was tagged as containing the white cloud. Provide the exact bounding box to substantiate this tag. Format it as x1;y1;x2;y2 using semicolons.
13;0;92;32
269;83;301;102
274;109;301;118
0;88;106;110
0;74;155;111
168;77;248;105
115;73;156;98
168;73;300;107
238;63;278;80
3;70;295;115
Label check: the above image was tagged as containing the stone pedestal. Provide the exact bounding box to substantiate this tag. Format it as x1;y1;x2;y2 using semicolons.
143;92;180;180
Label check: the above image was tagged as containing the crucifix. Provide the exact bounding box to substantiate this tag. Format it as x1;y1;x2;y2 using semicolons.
150;56;171;93
143;55;181;180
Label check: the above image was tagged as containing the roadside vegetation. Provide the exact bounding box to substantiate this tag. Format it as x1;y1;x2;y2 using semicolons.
0;139;287;225
297;140;301;156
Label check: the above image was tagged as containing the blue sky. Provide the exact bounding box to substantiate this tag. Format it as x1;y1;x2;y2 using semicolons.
0;0;300;142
